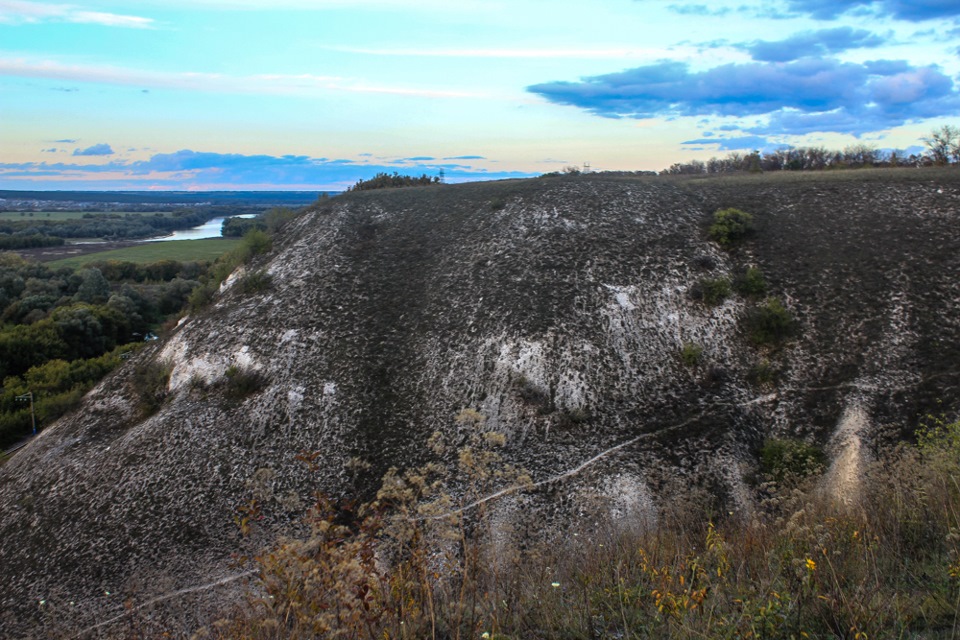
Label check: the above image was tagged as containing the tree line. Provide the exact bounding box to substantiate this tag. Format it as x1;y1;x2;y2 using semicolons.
661;125;960;175
347;172;441;191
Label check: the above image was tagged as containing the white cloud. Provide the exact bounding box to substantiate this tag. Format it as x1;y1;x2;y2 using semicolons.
118;0;493;11
0;1;154;28
0;55;485;98
324;45;708;60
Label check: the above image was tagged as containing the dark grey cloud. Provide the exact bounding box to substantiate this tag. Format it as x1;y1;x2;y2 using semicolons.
785;0;960;21
54;139;77;143
744;27;887;62
527;58;960;136
73;143;114;156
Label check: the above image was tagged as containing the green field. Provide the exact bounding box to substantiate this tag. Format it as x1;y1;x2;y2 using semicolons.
0;210;173;221
49;238;242;268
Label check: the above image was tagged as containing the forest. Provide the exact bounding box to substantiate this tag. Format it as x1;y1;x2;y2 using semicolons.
0;252;208;448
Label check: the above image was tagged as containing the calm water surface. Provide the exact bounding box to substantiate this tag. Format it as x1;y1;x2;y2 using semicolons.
147;214;257;242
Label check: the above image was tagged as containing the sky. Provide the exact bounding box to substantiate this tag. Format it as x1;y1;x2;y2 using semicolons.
0;0;958;191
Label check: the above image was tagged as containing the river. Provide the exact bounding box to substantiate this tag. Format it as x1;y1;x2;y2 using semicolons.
146;214;258;242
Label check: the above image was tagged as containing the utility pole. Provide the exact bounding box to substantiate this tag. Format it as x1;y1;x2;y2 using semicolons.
15;392;36;435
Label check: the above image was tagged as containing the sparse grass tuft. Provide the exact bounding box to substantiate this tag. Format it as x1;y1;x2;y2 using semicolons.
557;406;592;427
747;358;779;386
132;360;171;416
680;342;704;366
222;365;267;400
515;374;551;410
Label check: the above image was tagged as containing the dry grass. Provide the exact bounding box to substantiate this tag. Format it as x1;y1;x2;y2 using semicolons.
182;413;960;640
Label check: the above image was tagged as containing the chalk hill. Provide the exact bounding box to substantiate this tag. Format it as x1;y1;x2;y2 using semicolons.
1;170;958;636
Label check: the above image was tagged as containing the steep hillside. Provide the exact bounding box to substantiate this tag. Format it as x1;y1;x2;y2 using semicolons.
1;170;958;636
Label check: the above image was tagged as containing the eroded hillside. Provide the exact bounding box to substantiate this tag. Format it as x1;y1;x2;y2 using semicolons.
1;170;958;636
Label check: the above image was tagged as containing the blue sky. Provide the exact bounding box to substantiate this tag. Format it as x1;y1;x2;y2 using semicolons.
0;0;958;191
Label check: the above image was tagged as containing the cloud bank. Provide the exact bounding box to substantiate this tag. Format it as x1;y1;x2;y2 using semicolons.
528;58;960;136
0;149;534;189
743;27;887;62
784;0;960;21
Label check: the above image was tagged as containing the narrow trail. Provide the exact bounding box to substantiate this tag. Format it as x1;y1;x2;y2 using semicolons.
419;370;958;522
420;408;713;521
71;570;257;639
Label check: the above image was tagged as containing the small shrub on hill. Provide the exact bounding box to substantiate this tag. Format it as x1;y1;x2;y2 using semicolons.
760;437;826;484
238;269;272;294
263;206;299;232
240;229;272;257
708;207;754;247
732;266;767;298
187;228;274;311
693;254;717;270
691;277;731;305
743;297;798;346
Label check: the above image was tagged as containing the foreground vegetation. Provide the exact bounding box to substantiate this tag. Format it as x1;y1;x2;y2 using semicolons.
188;411;960;639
